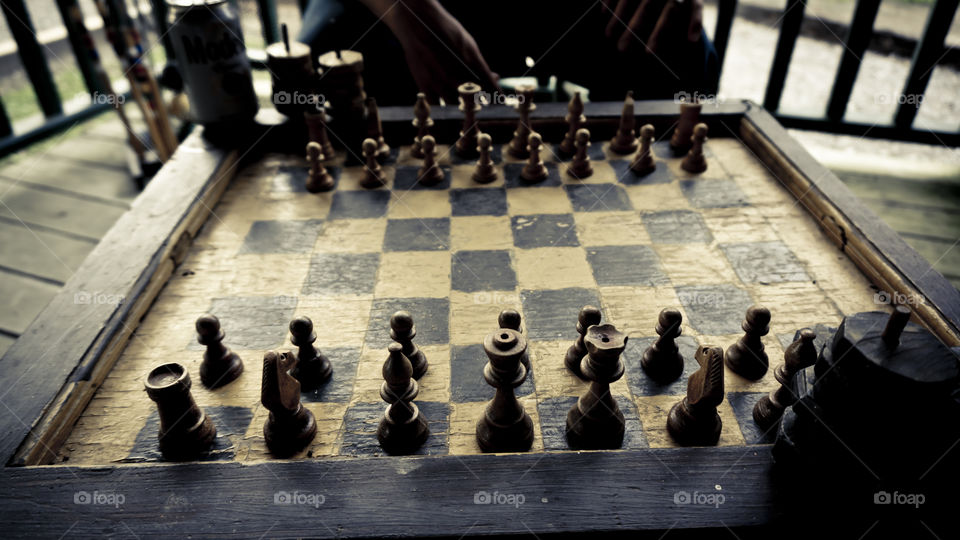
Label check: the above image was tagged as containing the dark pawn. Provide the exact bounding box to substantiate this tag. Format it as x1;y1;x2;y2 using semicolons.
641;308;684;383
681;123;708;174
289;316;332;391
520;132;549;184
410;92;433;159
498;308;529;370
670;101;701;155
145;362;217;460
365;96;390;161
472;133;497;184
558;91;585;156
476;328;534;452
753;328;817;430
390;311;428;379
564;305;602;378
305;142;334;193
725;305;772;380
609;91;638;154
304;106;335;161
196;314;243;388
667;345;725;446
507;85;535;158
629;124;656;176
377;343;430;454
455;82;482;159
417;135;445;186
262;351;317;457
361;138;387;189
567;128;593;179
566;324;628;450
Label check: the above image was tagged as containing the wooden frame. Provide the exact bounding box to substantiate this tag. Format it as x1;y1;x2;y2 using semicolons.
2;100;957;537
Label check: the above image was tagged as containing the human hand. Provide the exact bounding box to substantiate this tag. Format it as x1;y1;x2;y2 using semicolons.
601;0;703;55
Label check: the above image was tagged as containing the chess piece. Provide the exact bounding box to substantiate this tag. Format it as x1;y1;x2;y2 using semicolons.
196;314;243;388
567;128;593;179
667;345;725;446
641;308;684;384
566;324;628;450
289;316;332;390
670;101;702;155
476;328;534;452
262;351;317;456
361;138;387;189
390;311;428;379
377;343;430;454
417;135;445;186
725;305;771;380
558;91;585;155
520;132;549;184
410;92;433;158
305;142;334;193
564;306;602;378
304;106;335;160
629;124;656;176
472;133;498;184
455;82;483;158
365;96;390;160
145;362;217;460
681;123;708;174
498;308;529;370
609;91;638;154
507;85;536;158
753;328;817;430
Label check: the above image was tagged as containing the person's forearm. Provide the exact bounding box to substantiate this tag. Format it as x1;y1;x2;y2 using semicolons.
356;0;443;36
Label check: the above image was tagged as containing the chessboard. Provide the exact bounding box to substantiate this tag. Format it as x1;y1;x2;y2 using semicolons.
2;99;958;538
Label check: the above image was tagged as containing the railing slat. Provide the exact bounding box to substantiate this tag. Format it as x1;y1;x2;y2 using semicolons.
150;0;175;61
256;0;280;46
713;0;738;74
825;0;882;121
0;99;13;139
763;0;805;113
894;0;960;129
54;0;108;96
1;0;63;118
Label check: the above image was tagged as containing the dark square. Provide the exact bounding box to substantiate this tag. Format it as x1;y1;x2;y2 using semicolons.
556;142;605;162
503;162;562;188
128;406;253;462
300;347;361;403
340;401;449;456
537;396;648;451
189;297;295;350
329;190;391;219
623;335;701;396
680;179;748;208
727;392;776;444
450;188;508;216
450;144;502;164
721;241;810;284
384;218;450;251
511;214;579;248
272;164;341;192
642;210;713;244
450;344;534;402
586;245;669;286
521;288;602;341
239;220;323;254
675;284;754;335
611;159;673;185
366;297;449;348
452;250;517;292
564;183;633;212
393;165;452;190
303;253;380;295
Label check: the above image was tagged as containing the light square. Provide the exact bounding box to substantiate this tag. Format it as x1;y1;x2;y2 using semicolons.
624;183;691;211
574;211;650;246
598;285;684;337
314;218;386;253
388;189;452;219
515;247;595;290
295;294;373;349
507;185;574;215
633;395;745;449
374;251;451;298
449;290;522;346
450;216;514;251
653;244;739;285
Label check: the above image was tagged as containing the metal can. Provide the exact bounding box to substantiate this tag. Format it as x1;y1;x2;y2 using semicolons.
166;0;258;126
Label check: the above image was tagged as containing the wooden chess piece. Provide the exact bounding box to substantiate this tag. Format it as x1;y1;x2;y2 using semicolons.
305;142;335;193
262;351;317;457
564;305;602;378
558;91;585;155
196;314;243;388
629;124;657;176
377;343;430;454
360;138;387;189
667;345;725;446
753;328;817;430
303;105;335;159
725;305;772;380
566;323;628;449
670;101;702;155
472;133;498;184
681;123;708;174
411;92;433;159
476;328;534;452
498;308;529;370
455;82;483;158
641;308;684;384
289;316;332;391
365;96;390;160
417;135;445;186
609;91;638;154
390;311;428;379
520;132;549;184
507;85;536;158
145;362;217;460
568;128;594;179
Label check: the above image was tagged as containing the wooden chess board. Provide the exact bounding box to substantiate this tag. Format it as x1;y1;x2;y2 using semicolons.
2;100;958;537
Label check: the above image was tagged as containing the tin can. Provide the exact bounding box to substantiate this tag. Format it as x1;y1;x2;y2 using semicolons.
166;0;258;126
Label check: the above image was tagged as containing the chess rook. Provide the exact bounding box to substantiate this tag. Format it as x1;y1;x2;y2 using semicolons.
507;85;536;158
520;132;549;184
725;306;772;380
667;345;725;446
390;311;428;379
681;123;708;174
305;141;334;193
558;91;585;155
498;308;529;370
289;316;332;390
472;133;498;184
377;343;430;454
629;124;656;176
564;305;602;378
455;82;483;158
670;101;702;155
262;351;317;457
417;135;445;186
567;128;593;179
641;308;684;384
566;324;628;450
410;92;433;159
145;363;217;460
753;328;817;430
476;328;534;453
196;314;243;388
609;91;638;154
365;96;390;160
361;138;387;189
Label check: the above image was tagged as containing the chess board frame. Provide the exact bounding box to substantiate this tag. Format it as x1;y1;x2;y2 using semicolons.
2;100;958;537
